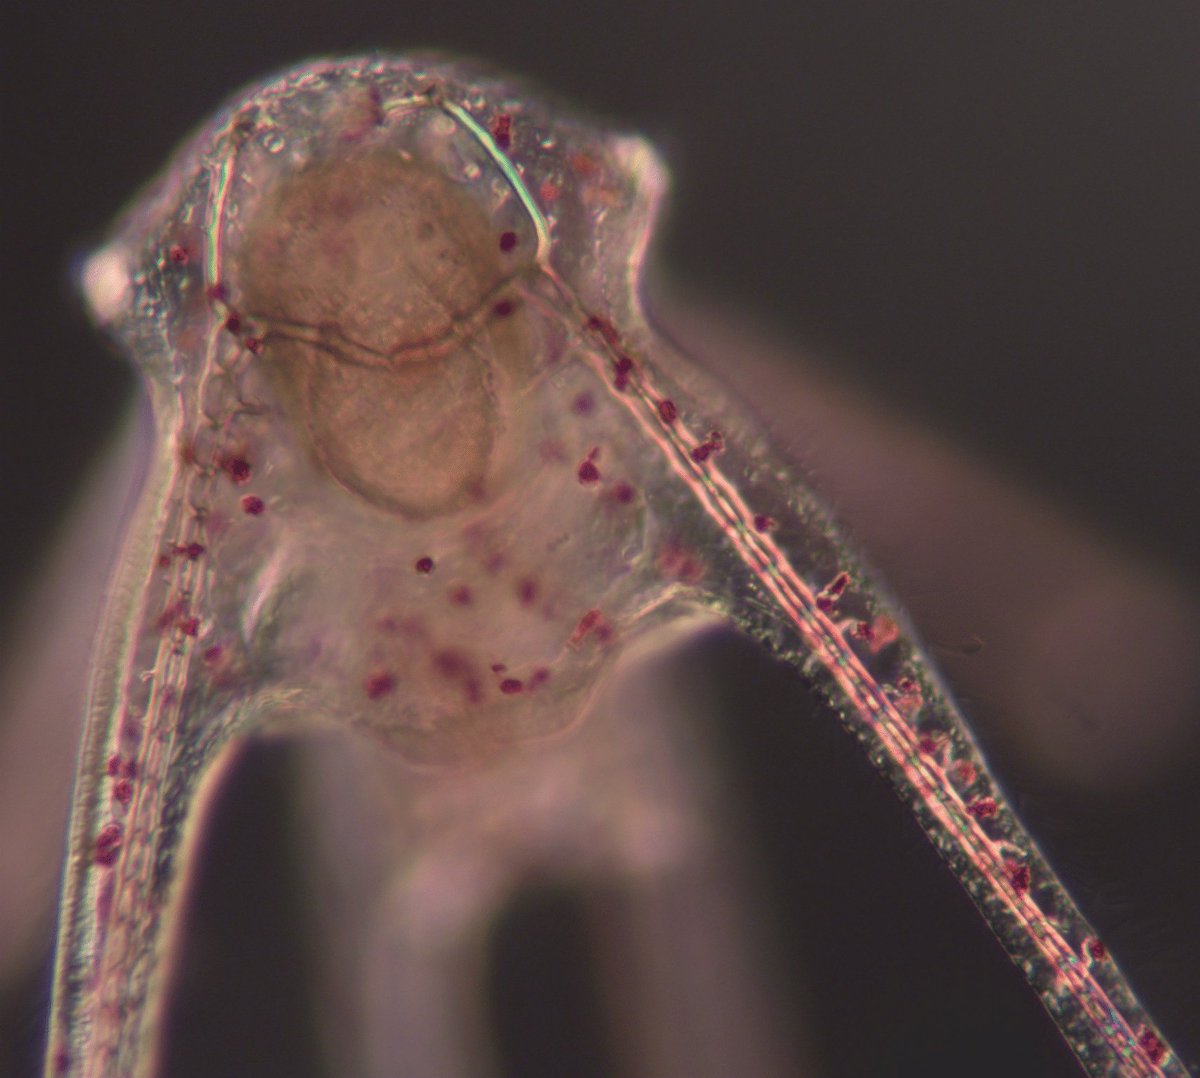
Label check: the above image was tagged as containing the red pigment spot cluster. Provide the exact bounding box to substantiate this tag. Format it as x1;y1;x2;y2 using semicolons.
1003;859;1031;896
498;230;518;252
241;495;265;515
613;355;634;391
657;399;678;424
415;556;435;574
491;113;512;150
753;514;776;533
364;671;396;700
1137;1028;1167;1064
690;430;724;464
967;797;998;820
816;571;851;612
569;608;613;648
94;823;123;867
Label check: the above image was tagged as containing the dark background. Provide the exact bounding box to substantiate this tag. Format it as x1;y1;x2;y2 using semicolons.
3;4;1198;1077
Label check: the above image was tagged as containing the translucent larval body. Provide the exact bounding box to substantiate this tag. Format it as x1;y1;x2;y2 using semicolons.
50;55;1185;1077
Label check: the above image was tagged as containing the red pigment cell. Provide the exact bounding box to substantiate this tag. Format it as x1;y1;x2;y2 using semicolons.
241;495;265;515
569;609;609;648
491;113;512;150
610;482;635;504
1137;1029;1167;1064
168;245;189;265
613;355;634;391
967;797;998;820
571;151;599;177
220;455;252;484
1003;859;1031;896
364;671;396;700
573;392;594;415
498;230;518;252
1086;938;1108;961
517;579;537;605
578;459;601;484
690;432;724;463
585;315;620;346
433;650;474;681
113;779;133;807
492;299;514;318
657;399;678;423
171;541;206;560
917;734;941;756
177;616;200;637
120;758;138;780
157;553;172;569
450;585;472;606
206;282;228;304
94;823;123;867
53;1047;70;1075
155;598;187;632
851;616;900;653
490;662;507;673
499;678;524;695
948;759;977;787
415;556;435;574
753;514;776;533
539;179;561;204
106;754;121;777
529;667;550;687
224;314;242;335
657;543;704;583
816;571;851;612
245;336;264;355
